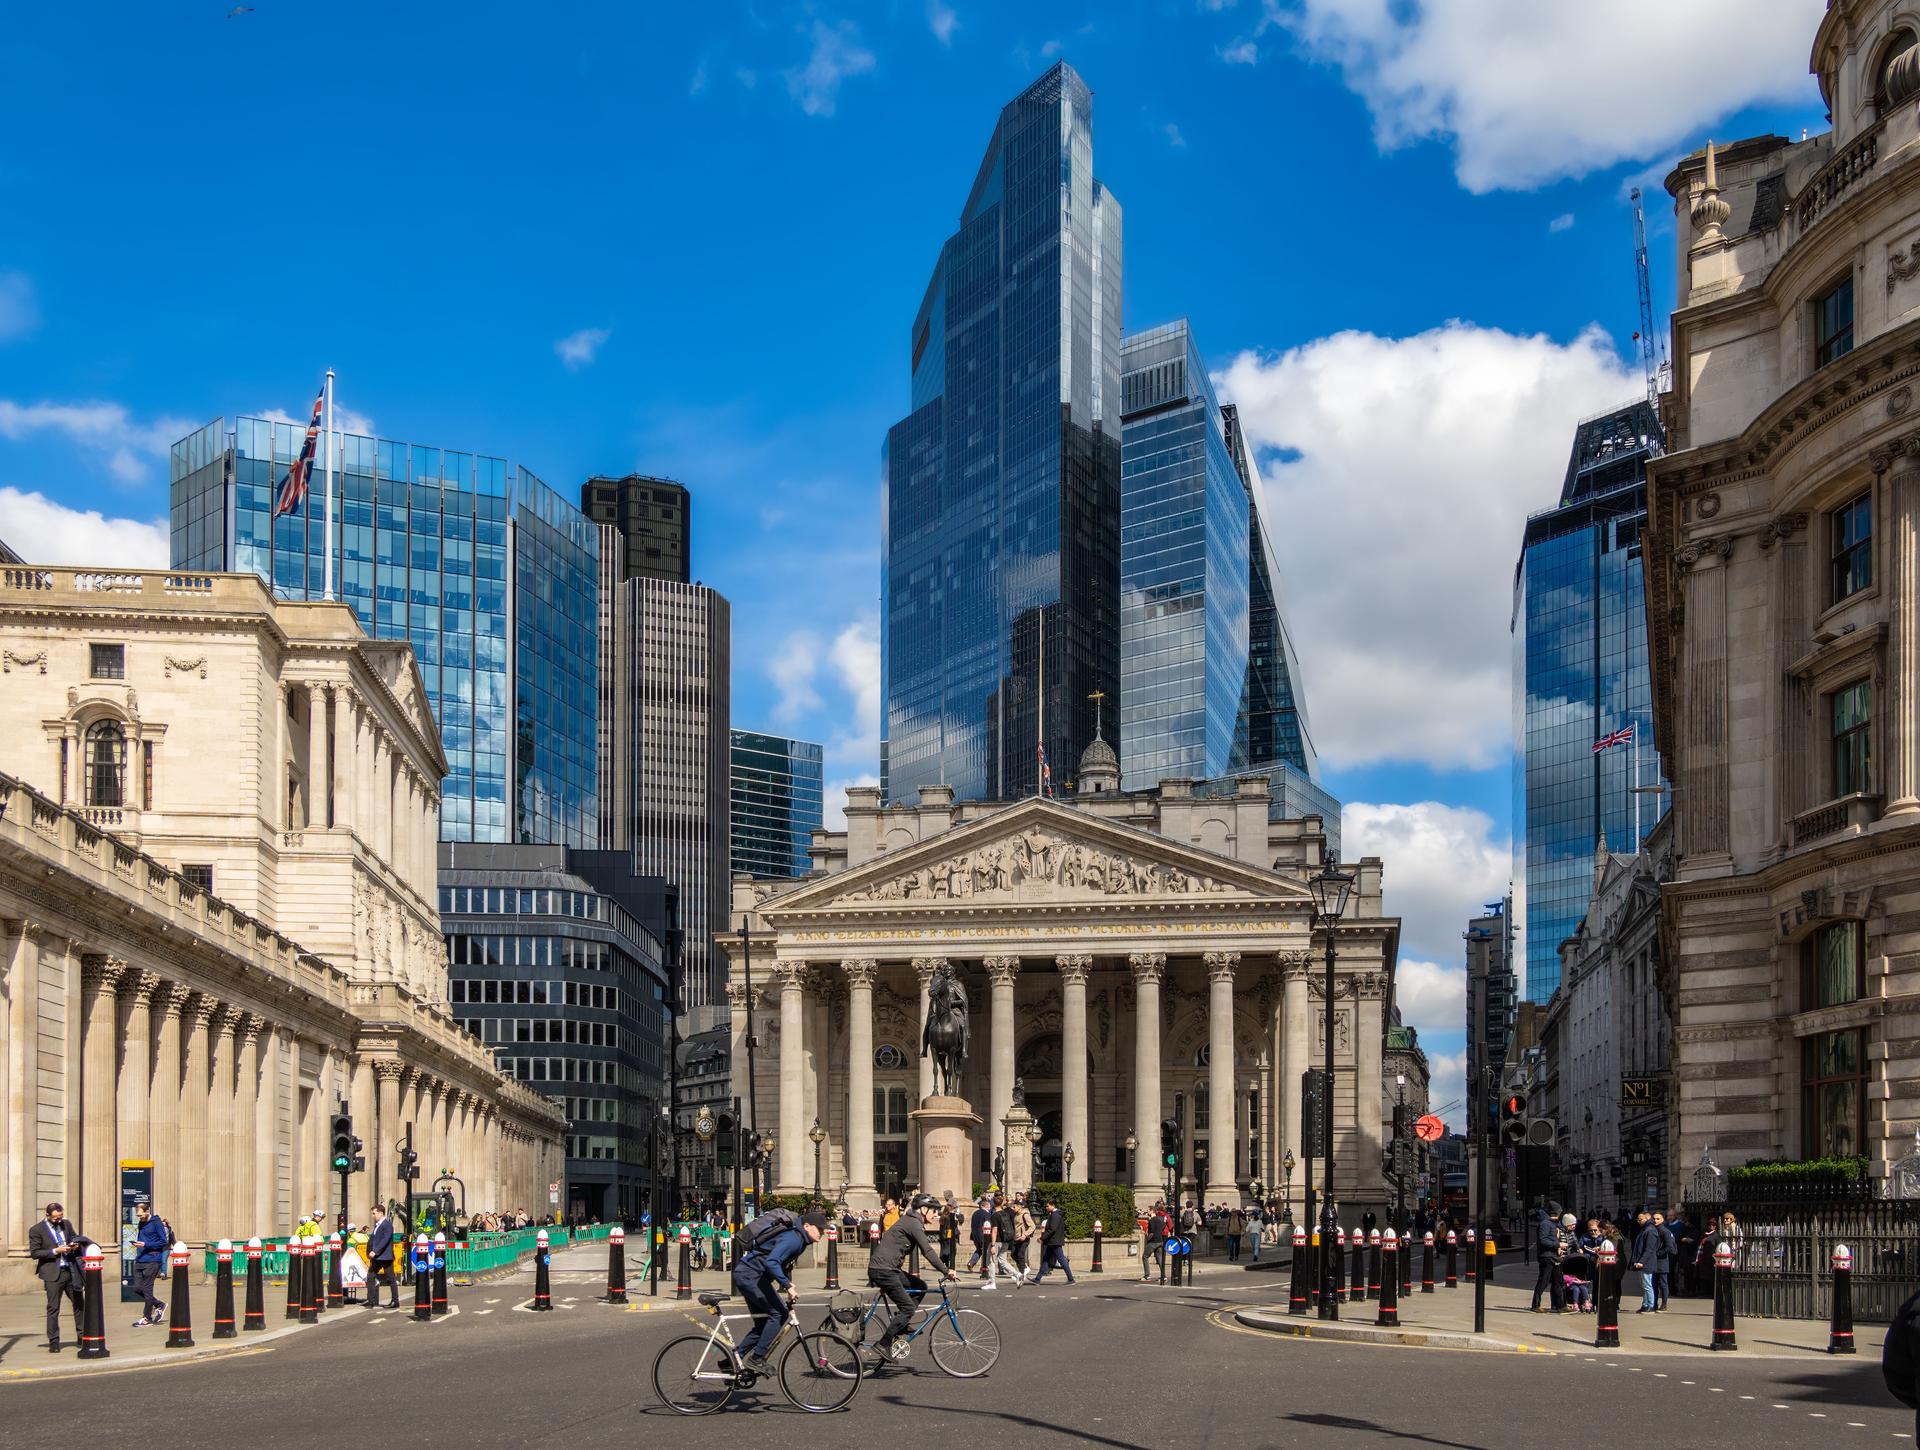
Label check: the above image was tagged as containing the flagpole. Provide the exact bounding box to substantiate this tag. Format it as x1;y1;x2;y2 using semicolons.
1036;619;1045;798
1631;729;1641;851
322;368;336;602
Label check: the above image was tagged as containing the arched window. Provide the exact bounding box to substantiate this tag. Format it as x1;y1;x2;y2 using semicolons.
1875;28;1918;115
85;720;127;808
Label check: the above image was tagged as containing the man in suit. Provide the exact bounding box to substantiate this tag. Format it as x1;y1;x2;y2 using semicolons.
28;1202;86;1352
366;1203;398;1309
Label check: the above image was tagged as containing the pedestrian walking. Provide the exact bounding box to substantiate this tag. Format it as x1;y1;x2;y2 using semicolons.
129;1199;173;1326
1033;1197;1076;1284
1012;1194;1038;1282
938;1197;960;1272
1143;1200;1169;1283
1225;1205;1246;1262
967;1196;990;1277
366;1204;399;1309
985;1195;1023;1290
29;1202;87;1352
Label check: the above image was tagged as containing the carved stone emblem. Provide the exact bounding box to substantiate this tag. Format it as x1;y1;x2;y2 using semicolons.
843;827;1235;902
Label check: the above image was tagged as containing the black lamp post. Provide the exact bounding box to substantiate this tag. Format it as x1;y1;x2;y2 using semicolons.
809;1118;826;1209
1309;854;1355;1321
1064;1142;1075;1184
758;1130;775;1204
1125;1128;1138;1192
1194;1142;1210;1217
1282;1150;1295;1223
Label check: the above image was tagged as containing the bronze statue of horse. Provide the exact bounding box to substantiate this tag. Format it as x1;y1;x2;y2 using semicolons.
921;964;970;1098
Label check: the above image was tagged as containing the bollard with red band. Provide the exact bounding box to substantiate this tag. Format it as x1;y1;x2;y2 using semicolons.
78;1242;110;1359
1445;1229;1458;1289
166;1242;195;1347
412;1235;432;1322
1465;1226;1477;1282
824;1223;841;1291
1376;1230;1400;1327
1828;1243;1855;1354
1288;1225;1309;1315
299;1237;320;1324
285;1234;302;1320
674;1224;692;1302
1421;1230;1435;1293
605;1225;628;1304
1710;1240;1737;1350
1350;1226;1367;1303
1332;1225;1348;1303
533;1229;555;1311
1091;1219;1104;1274
213;1239;237;1338
1368;1227;1383;1300
431;1233;449;1317
326;1232;344;1310
243;1237;266;1331
1595;1239;1621;1347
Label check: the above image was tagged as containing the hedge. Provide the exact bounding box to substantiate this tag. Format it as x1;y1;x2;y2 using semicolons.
963;1181;1136;1239
1727;1155;1867;1185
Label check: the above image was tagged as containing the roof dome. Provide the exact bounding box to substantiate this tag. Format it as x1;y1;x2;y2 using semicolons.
1077;735;1118;774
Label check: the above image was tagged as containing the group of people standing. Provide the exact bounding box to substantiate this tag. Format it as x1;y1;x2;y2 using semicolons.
1529;1201;1742;1314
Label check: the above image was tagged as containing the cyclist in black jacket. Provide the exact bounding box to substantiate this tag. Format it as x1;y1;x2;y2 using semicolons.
866;1194;955;1366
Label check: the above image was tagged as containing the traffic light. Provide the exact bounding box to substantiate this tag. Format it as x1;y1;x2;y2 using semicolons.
1525;1115;1557;1148
1301;1069;1328;1157
330;1110;354;1172
398;1144;419;1183
1392;1102;1411;1140
1500;1090;1529;1147
1160;1116;1184;1181
715;1113;736;1170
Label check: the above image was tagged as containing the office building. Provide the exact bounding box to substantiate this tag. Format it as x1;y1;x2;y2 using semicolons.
440;844;674;1221
1464;896;1517;1099
168;417;599;847
731;729;824;879
1511;400;1665;1000
882;61;1123;805
581;474;690;585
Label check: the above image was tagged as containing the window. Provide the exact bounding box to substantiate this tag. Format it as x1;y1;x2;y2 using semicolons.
89;643;125;680
1831;493;1872;601
1815;275;1855;368
182;864;214;894
85;720;127;807
1802;1028;1867;1159
1832;680;1873;796
1802;921;1866;1009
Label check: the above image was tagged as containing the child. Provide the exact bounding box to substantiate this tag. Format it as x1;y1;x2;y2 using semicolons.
1563;1269;1594;1312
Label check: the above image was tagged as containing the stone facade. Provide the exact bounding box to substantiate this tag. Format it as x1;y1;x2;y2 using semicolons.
0;566;564;1290
723;777;1402;1214
1646;0;1920;1179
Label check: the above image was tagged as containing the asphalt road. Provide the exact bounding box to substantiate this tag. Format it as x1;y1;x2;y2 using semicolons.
3;1267;1912;1449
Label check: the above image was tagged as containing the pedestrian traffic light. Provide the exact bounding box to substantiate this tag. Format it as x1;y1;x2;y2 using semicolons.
1301;1069;1328;1157
1500;1091;1529;1147
1525;1115;1557;1148
399;1144;419;1182
715;1113;736;1169
330;1110;354;1172
1392;1103;1411;1140
1161;1116;1183;1180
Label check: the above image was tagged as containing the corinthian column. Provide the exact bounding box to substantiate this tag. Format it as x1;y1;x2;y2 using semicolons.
1887;459;1920;814
1206;951;1240;1200
1057;955;1092;1182
774;962;808;1193
181;995;217;1240
1278;952;1309;1219
307;683;328;829
984;956;1021;1134
151;984;190;1221
240;1016;266;1233
912;957;942;1105
1130;953;1165;1199
80;956;126;1233
116;970;160;1168
843;959;877;1203
333;687;355;834
210;1006;243;1237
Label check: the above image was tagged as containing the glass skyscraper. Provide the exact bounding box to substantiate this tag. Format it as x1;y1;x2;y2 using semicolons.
1512;400;1666;1001
169;415;598;847
882;62;1123;804
730;729;824;879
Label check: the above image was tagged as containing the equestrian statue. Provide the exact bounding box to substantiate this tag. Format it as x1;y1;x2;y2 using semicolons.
921;962;971;1098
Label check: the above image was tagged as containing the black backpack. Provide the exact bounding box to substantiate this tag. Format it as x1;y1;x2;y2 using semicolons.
740;1208;799;1251
1884;1288;1920;1408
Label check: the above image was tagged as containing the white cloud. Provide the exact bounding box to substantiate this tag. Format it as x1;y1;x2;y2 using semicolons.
769;630;823;723
829;614;881;765
258;400;377;438
736;67;759;90
785;19;876;117
1340;799;1508;964
1548;212;1575;233
1163;122;1188;148
1394;957;1467;1040
927;0;958;46
689;63;709;97
1426;1049;1467;1124
1221;38;1259;65
0;486;167;568
823;773;882;833
763;612;881;767
0;271;38;342
1278;0;1824;192
0;398;195;485
554;327;611;371
1215;321;1639;769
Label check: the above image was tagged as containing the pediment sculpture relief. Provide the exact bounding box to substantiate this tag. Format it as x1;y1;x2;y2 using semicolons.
844;827;1236;903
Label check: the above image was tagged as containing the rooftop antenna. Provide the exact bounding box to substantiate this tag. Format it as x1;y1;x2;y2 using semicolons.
1630;187;1671;436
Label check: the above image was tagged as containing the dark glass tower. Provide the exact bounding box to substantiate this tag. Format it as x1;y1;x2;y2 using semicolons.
581;474;690;585
882;62;1123;803
1512;400;1666;1001
730;729;824;878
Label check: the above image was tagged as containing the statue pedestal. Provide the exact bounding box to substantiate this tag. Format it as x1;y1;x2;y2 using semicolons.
1001;1103;1038;1200
910;1096;981;1206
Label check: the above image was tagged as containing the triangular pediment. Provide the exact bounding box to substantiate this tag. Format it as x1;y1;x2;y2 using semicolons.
764;797;1313;915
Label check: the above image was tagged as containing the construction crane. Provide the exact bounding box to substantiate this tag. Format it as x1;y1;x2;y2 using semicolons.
1629;187;1670;430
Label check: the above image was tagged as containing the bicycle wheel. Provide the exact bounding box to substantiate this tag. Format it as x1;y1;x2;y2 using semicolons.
779;1331;862;1412
652;1334;737;1415
928;1306;1002;1378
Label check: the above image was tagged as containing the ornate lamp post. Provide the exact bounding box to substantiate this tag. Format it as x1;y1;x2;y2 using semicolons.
1309;855;1356;1321
1282;1151;1296;1222
758;1130;775;1204
1125;1129;1138;1191
1064;1143;1076;1182
809;1118;826;1209
694;1108;717;1218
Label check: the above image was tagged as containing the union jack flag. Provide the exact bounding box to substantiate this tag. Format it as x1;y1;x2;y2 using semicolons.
272;383;325;519
1038;742;1053;798
1593;723;1636;753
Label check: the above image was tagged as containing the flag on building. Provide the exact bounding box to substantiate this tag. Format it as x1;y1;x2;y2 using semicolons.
1038;742;1053;798
272;383;325;519
1592;723;1635;753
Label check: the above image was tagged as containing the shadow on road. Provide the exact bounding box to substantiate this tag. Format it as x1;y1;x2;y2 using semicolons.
1285;1412;1492;1450
878;1393;1156;1449
1763;1361;1903;1413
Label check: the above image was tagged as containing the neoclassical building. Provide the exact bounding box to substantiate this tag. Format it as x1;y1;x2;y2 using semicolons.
1647;0;1920;1178
0;566;563;1289
724;757;1401;1213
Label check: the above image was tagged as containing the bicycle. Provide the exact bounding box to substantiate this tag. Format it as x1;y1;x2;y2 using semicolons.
652;1290;862;1414
820;1277;1002;1377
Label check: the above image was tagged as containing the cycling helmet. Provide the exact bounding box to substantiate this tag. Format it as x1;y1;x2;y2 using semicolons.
909;1194;940;1212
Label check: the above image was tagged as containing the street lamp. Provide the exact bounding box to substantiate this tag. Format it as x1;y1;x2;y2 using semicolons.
1194;1141;1210;1207
758;1131;775;1204
1309;854;1355;1321
809;1118;826;1209
1282;1150;1296;1222
1124;1128;1138;1191
1063;1142;1076;1181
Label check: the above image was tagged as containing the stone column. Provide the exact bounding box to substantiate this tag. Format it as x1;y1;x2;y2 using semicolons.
1130;953;1166;1198
306;683;328;829
842;959;877;1204
1279;953;1309;1215
240;1016;266;1233
210;1007;242;1236
774;961;808;1192
1057;954;1092;1182
1677;539;1732;857
1887;459;1920;813
116;970;160;1163
1205;951;1239;1201
332;687;355;834
373;737;392;865
80;956;126;1234
1354;973;1387;1204
912;957;942;1106
151;984;189;1222
984;956;1021;1136
180;995;217;1240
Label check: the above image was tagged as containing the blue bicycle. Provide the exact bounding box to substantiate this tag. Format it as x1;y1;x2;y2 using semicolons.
820;1279;1002;1377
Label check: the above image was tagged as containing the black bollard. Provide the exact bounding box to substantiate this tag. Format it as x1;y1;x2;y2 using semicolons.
1828;1244;1855;1354
244;1237;266;1331
1375;1231;1400;1327
1710;1240;1737;1350
1288;1225;1308;1315
1595;1240;1621;1348
412;1236;432;1321
1445;1230;1458;1289
606;1226;629;1304
213;1239;237;1339
285;1236;301;1320
1465;1227;1477;1282
1421;1231;1435;1293
1091;1219;1104;1274
825;1225;841;1290
78;1242;110;1359
1351;1229;1368;1303
299;1237;320;1324
532;1229;554;1311
1332;1227;1348;1303
1369;1228;1383;1299
730;1229;741;1271
675;1227;692;1302
166;1243;195;1348
431;1233;449;1317
327;1232;344;1310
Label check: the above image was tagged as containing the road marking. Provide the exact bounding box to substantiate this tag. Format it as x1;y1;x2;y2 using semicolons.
475;1309;492;1316
1709;1388;1723;1394
1653;1372;1667;1378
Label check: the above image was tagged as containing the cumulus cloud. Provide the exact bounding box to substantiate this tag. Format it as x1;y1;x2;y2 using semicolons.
0;486;167;568
0;270;38;341
554;327;611;371
1426;1049;1467;1125
1548;212;1575;233
829;614;882;764
0;398;195;486
927;0;958;46
1277;0;1823;191
769;631;823;723
1215;321;1639;769
1221;38;1259;65
1163;122;1188;148
823;773;882;832
786;19;876;117
764;612;881;767
1341;799;1508;964
258;401;377;438
1394;957;1467;1040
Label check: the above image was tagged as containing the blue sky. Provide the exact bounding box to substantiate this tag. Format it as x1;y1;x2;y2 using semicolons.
0;1;1833;1122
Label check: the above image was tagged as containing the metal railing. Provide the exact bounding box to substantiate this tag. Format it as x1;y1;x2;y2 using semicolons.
1684;1195;1920;1321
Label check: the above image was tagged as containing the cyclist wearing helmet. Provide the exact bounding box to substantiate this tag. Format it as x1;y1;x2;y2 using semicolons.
866;1194;954;1366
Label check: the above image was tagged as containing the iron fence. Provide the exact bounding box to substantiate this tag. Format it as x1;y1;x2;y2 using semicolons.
1683;1195;1919;1322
